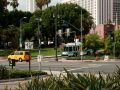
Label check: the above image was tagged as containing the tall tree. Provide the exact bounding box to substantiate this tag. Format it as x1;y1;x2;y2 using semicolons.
106;30;120;58
29;3;93;45
10;0;19;11
85;34;104;54
0;0;8;13
35;0;51;9
46;0;51;7
0;0;9;27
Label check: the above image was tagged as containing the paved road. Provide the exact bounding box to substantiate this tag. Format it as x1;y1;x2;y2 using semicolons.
0;57;120;89
1;57;120;74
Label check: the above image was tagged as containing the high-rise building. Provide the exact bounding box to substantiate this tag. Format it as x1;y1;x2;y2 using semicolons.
63;0;120;25
27;0;36;12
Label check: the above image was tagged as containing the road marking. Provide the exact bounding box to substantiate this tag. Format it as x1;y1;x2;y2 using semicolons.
62;64;102;73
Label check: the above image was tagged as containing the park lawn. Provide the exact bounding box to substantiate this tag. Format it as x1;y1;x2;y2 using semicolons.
31;48;62;56
0;48;62;57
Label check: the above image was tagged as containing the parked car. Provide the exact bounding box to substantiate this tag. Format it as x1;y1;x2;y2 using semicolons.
8;51;31;62
85;49;94;55
95;49;105;55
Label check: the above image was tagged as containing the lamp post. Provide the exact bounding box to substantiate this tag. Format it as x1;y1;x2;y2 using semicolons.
36;18;42;70
80;9;83;61
53;13;58;61
19;17;27;50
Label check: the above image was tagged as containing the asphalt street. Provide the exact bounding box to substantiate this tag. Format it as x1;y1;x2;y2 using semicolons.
0;57;120;74
0;57;120;89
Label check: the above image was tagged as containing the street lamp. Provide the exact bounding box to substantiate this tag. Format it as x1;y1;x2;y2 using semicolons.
75;6;83;61
53;13;58;61
35;18;42;70
80;9;83;61
19;17;27;50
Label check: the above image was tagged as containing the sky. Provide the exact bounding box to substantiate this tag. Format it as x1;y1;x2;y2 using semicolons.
8;0;66;11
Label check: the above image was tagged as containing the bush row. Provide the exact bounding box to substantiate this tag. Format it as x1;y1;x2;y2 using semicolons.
18;67;120;90
0;65;47;79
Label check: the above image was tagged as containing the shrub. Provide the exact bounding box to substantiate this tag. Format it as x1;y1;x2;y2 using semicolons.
9;69;47;78
17;67;120;90
0;65;9;79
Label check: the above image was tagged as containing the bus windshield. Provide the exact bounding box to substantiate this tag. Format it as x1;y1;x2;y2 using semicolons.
62;42;81;56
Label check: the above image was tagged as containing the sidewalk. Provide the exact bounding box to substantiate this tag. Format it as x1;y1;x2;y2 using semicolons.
0;57;7;61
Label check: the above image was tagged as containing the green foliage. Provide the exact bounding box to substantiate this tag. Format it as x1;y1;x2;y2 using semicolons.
114;30;120;57
0;66;47;79
35;0;51;9
66;55;99;60
0;50;13;56
18;67;120;90
9;69;47;78
106;30;120;58
0;11;32;49
0;0;8;13
0;65;9;79
10;0;19;11
85;34;104;54
30;3;93;44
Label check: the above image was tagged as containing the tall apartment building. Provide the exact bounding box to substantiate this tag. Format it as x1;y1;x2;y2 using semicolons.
63;0;120;25
27;0;36;12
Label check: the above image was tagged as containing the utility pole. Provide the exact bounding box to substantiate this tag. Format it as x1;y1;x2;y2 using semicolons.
19;17;27;50
114;13;118;60
36;18;42;70
80;9;83;61
54;12;58;61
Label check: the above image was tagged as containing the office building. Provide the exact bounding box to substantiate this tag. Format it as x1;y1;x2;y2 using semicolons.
63;0;120;25
27;0;36;12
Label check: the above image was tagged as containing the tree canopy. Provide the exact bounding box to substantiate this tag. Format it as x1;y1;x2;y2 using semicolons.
85;34;104;54
35;0;51;9
30;3;93;43
10;0;19;11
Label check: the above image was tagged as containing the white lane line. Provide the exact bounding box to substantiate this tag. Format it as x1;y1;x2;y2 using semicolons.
63;64;102;72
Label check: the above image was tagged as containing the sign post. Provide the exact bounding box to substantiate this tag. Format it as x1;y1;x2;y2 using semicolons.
25;42;33;73
25;42;33;50
37;55;42;71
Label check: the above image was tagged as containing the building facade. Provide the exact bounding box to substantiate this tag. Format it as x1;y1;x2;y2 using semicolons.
63;0;120;25
27;0;36;12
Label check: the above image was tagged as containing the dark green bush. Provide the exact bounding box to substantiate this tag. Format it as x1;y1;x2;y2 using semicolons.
9;70;30;78
66;55;106;60
17;67;120;90
0;66;47;79
0;65;9;79
9;69;47;78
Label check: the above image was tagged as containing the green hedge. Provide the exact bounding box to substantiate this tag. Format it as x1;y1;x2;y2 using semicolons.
0;65;47;79
66;55;104;60
17;67;120;90
9;69;47;78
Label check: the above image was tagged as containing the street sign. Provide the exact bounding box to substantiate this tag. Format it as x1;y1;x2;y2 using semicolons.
25;42;33;49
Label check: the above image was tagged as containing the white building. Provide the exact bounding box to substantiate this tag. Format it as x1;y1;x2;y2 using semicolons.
27;0;36;12
63;0;120;25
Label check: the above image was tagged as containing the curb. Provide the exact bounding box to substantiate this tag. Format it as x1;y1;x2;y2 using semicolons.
0;75;48;83
60;59;119;63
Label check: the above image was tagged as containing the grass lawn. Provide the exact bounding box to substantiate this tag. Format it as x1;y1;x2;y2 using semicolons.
0;48;62;57
31;48;62;56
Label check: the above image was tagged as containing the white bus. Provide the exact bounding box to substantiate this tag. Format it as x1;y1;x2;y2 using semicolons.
62;42;81;56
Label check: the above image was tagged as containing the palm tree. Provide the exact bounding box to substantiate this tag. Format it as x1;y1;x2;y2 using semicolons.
10;0;19;11
35;0;51;10
46;0;51;7
0;0;8;13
